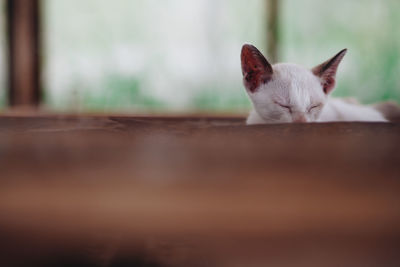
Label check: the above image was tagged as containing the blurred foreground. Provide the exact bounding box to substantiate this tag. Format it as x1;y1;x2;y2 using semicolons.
0;116;400;266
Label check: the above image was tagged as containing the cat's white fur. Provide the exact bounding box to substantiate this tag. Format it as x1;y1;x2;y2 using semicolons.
242;46;388;124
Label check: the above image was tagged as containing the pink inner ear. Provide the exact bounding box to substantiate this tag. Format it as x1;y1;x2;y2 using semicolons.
312;49;347;95
241;45;273;93
323;76;335;94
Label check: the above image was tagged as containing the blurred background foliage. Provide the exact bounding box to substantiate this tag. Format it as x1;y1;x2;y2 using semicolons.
0;0;399;112
281;0;400;106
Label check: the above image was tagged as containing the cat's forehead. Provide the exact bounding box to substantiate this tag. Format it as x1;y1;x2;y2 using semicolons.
273;63;318;85
268;63;325;105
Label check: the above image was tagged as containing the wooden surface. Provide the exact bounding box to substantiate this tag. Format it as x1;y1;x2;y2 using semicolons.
0;115;400;266
267;0;280;62
6;0;41;107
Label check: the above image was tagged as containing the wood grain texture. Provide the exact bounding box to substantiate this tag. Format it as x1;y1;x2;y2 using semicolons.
6;0;41;107
267;0;280;63
0;116;399;266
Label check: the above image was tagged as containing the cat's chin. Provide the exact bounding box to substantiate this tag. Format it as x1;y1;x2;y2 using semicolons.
246;110;266;125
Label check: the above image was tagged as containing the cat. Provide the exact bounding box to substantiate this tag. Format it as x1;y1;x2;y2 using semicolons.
240;44;389;124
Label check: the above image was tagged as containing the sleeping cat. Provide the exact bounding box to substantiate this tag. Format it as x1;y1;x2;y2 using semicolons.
241;44;388;124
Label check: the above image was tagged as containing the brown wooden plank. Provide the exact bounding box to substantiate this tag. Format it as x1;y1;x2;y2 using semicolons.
6;0;41;107
0;116;399;266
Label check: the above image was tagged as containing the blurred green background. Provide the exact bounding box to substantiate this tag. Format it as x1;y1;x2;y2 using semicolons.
0;0;399;112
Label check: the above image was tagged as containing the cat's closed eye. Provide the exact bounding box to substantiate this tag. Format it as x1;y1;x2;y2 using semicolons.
275;102;292;113
308;104;322;113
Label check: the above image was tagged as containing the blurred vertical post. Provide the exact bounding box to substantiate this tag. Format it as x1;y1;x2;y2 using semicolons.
267;0;279;63
6;0;41;108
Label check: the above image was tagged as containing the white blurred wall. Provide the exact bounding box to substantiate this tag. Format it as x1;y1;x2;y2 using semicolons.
44;0;265;111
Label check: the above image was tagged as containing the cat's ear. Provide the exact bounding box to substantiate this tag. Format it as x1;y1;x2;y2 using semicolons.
312;49;347;94
241;44;273;93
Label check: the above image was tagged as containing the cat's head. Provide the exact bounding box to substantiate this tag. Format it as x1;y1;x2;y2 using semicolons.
241;44;347;123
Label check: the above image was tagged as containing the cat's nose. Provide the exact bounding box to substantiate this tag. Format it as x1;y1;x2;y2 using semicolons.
292;114;308;123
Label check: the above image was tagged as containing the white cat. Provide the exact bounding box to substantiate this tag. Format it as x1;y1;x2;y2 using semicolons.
241;44;388;124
